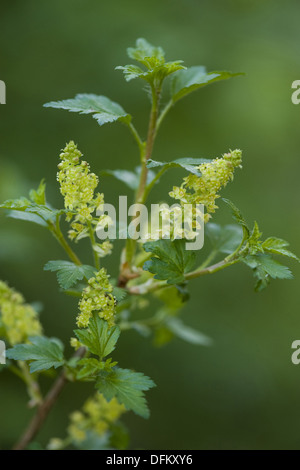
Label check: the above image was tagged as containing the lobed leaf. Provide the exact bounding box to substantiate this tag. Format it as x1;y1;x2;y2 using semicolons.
143;239;196;284
74;315;120;359
96;367;156;419
262;237;300;262
242;254;293;291
6;336;65;373
44;261;97;289
44;94;131;126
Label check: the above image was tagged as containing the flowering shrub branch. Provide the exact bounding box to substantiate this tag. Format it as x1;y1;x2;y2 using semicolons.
0;38;298;450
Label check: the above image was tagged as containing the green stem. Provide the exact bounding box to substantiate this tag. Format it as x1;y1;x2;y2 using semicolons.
198;250;218;270
124;83;162;268
143;167;168;201
88;222;100;270
127;122;145;155
185;258;239;280
156;99;173;132
49;218;81;266
18;361;42;405
136;84;161;204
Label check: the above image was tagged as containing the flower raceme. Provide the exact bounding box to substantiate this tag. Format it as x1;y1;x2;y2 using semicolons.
57;141;112;257
48;393;125;448
169;149;242;222
0;281;42;345
76;268;116;328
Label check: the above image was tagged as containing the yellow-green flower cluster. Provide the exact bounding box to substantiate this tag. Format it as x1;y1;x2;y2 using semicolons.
68;393;125;443
169;149;242;222
0;281;42;345
76;268;115;328
57;141;106;242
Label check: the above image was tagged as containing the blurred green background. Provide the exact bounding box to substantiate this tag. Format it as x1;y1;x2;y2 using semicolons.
1;0;300;450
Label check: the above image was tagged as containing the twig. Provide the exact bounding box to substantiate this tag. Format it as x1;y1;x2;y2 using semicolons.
13;348;86;450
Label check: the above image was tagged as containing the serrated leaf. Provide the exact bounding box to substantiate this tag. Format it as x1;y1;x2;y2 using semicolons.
44;261;96;289
112;287;127;302
101;166;156;191
6;336;65;373
117;38;185;83
222;198;250;238
75;358;102;380
74;315;120;359
166;318;212;346
127;38;165;64
115;64;146;82
44;94;131;126
206;223;243;254
0;197;65;224
96;367;155;419
262;237;300;262
0;197;31;211
143;239;196;284
171;66;243;103
242;254;293;292
147;157;212;177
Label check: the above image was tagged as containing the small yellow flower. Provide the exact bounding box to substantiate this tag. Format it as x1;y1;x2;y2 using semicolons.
0;281;42;345
57;141;111;245
76;268;115;328
67;393;125;444
169;149;242;220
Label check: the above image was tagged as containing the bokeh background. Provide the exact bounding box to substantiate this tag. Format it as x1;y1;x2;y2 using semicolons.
1;0;300;450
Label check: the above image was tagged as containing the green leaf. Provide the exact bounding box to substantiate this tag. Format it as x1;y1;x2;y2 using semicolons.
112;287;127;302
116;64;146;82
101;166;156;191
7;211;48;227
44;94;131;126
154;285;187;311
116;38;185;83
242;254;293;291
262;237;300;262
6;336;65;373
44;260;97;289
0;197;65;224
29;179;46;205
166;318;212;346
127;38;165;65
0;197;31;211
0;181;63;226
75;358;102;380
74;315;120;359
147;157;212;177
206;223;243;254
143;239;196;284
171;66;243;103
222;198;250;238
96;367;156;418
